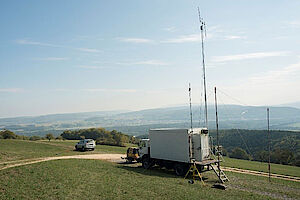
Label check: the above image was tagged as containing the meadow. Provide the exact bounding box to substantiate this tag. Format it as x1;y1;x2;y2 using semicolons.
0;139;299;200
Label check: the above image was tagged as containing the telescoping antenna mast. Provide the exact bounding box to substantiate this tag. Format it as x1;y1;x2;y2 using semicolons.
198;7;208;128
189;83;193;132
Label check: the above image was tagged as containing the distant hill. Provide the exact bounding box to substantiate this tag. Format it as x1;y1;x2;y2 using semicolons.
277;101;300;109
1;105;300;136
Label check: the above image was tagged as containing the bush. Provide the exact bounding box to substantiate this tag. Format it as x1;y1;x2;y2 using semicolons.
0;130;17;139
29;136;42;141
45;133;54;141
55;136;63;140
230;147;251;160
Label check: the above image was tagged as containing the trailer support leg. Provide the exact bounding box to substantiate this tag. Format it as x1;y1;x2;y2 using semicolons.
184;162;205;186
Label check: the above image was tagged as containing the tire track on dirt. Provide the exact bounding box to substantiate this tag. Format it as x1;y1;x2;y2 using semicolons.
0;154;125;171
222;166;300;182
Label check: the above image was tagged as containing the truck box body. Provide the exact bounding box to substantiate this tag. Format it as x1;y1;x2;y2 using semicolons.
149;128;210;163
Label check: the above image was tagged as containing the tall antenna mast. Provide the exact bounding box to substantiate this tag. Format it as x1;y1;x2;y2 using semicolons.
198;7;208;128
189;83;193;132
267;108;271;182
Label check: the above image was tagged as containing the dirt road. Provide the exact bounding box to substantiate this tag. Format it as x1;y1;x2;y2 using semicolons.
0;154;125;171
222;166;300;182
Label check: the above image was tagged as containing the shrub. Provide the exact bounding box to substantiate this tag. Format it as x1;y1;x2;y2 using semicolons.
29;136;42;141
0;130;17;139
230;147;251;160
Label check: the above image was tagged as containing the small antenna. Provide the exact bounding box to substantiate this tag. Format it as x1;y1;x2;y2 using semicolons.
189;83;193;132
198;7;208;128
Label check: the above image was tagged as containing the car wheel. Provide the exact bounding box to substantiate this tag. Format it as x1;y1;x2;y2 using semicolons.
82;147;85;152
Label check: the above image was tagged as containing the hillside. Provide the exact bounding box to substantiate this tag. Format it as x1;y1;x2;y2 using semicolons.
0;140;300;200
1;105;300;136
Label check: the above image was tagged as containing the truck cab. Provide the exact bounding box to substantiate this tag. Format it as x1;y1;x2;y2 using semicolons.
138;139;149;158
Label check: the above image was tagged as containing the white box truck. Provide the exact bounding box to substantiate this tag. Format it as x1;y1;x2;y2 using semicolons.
138;128;217;176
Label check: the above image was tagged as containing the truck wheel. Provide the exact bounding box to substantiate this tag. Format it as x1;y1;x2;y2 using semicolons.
163;161;173;170
142;157;152;169
174;164;187;176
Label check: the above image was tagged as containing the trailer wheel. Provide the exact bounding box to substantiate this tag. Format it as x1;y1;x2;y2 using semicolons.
127;157;133;163
174;164;187;176
142;157;152;169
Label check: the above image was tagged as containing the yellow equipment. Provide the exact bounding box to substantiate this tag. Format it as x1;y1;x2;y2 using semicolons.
125;147;140;163
184;160;205;185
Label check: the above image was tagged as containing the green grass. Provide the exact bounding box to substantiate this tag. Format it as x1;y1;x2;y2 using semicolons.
2;159;299;200
222;157;300;177
0;139;130;164
38;140;134;154
0;140;76;163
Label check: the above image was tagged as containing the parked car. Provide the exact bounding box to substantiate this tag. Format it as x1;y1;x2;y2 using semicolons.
75;139;96;151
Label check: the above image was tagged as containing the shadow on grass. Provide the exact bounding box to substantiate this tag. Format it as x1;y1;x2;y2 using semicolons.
116;163;214;183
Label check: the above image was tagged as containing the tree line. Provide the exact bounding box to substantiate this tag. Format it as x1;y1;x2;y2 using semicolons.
0;129;59;141
60;128;138;147
209;129;300;167
1;128;138;147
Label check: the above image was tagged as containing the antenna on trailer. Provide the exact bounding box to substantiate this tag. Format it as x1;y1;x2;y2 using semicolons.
214;87;221;178
198;7;208;128
267;108;271;182
189;83;193;132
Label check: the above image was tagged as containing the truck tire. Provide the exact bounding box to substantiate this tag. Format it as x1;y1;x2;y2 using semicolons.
163;161;174;169
174;164;188;176
142;157;152;169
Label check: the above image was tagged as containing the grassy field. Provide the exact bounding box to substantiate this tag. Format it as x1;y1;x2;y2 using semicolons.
0;139;300;199
0;139;130;164
222;157;300;177
1;159;299;200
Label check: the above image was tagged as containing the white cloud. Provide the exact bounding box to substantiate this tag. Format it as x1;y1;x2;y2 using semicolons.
52;88;138;93
82;88;137;93
219;61;300;105
163;27;176;32
34;57;69;61
115;60;170;66
249;61;300;84
130;60;170;66
162;34;200;43
211;51;290;63
117;37;154;43
15;39;101;53
15;39;62;47
75;48;101;53
77;65;107;69
286;20;300;28
224;35;247;40
0;88;24;93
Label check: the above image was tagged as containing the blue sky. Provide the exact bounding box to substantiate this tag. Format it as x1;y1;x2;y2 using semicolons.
0;0;300;117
